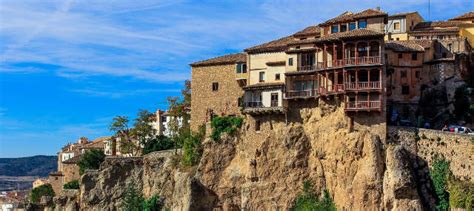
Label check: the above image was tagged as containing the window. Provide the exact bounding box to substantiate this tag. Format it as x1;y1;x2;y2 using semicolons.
402;85;409;95
411;53;417;60
331;25;339;33
275;73;281;81
288;58;293;66
161;116;167;123
259;71;265;82
300;53;315;67
236;63;247;74
401;70;407;78
442;52;447;58
212;82;219;91
358;20;367;28
237;63;247;73
398;53;403;59
415;71;420;79
340;24;347;32
448;43;452;52
416;36;422;39
271;93;279;107
349;22;356;31
300;37;307;40
255;120;261;131
396;38;400;41
393;22;400;30
237;97;242;107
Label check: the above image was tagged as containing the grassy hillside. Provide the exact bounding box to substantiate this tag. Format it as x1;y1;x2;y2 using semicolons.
0;155;57;177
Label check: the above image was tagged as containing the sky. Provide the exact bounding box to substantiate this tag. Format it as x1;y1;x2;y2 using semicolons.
0;0;472;158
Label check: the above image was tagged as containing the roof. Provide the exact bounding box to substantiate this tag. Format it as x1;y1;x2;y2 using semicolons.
385;40;426;52
318;29;384;42
321;9;387;25
62;155;82;164
190;53;246;67
449;11;474;21
293;25;321;37
80;136;109;149
389;12;418;19
244;35;294;54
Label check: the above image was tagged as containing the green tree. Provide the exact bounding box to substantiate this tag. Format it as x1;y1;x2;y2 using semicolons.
122;183;144;211
63;180;79;189
430;156;451;211
143;195;162;211
131;110;157;146
110;116;137;155
293;180;336;211
142;135;174;155
210;116;243;141
30;184;55;203
77;149;105;175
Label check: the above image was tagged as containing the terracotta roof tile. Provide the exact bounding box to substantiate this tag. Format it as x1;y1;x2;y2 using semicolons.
449;11;474;21
389;12;419;18
321;9;387;25
385;40;427;52
190;53;246;67
293;25;321;37
244;35;294;54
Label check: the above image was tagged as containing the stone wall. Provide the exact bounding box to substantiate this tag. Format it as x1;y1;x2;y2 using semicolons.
48;174;64;195
191;64;244;132
62;163;80;184
388;126;473;182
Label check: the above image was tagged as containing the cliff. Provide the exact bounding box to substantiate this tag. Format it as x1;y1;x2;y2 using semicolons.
73;106;473;210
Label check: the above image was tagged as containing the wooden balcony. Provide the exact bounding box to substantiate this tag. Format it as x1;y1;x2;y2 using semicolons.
318;84;344;95
344;81;381;91
285;89;317;99
331;56;382;68
244;101;263;108
345;101;381;111
297;62;325;72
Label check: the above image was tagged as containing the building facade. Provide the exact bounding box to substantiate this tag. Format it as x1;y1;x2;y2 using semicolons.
385;12;424;41
190;53;246;131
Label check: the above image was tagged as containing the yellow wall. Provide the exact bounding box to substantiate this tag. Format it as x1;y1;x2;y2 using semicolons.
248;52;287;85
460;26;474;45
384;33;409;41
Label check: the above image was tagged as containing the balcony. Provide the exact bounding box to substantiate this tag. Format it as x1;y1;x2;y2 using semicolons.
344;81;381;91
285;89;317;99
297;62;325;72
244;101;263;108
345;101;381;111
330;56;382;68
318;84;344;95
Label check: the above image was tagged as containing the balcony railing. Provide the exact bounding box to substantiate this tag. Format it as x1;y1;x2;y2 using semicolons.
345;101;381;110
344;81;381;91
286;89;317;98
344;56;381;66
244;101;263;108
297;62;325;72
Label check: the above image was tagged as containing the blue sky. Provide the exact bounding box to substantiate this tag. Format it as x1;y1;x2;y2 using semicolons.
0;0;472;158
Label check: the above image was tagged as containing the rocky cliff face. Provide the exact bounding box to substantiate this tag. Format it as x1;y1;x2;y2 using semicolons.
74;105;472;210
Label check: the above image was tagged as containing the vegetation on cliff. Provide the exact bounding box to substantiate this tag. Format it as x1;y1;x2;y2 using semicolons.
142;135;175;155
182;125;205;166
123;183;163;211
210;116;243;141
78;149;105;174
30;184;55;203
63;180;79;189
292;180;336;211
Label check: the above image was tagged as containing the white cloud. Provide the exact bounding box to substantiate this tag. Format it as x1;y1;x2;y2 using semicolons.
70;88;181;99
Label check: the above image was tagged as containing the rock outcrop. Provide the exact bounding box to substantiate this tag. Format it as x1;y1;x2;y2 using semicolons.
73;105;473;210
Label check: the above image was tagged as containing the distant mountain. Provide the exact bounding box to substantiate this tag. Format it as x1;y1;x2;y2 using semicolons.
0;155;57;177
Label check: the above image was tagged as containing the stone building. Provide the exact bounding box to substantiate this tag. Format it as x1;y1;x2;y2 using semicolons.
449;11;474;24
190;53;246;131
385;12;424;41
48;172;64;195
61;155;82;184
32;178;49;189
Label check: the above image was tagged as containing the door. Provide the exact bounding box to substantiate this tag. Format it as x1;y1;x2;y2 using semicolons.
271;93;279;107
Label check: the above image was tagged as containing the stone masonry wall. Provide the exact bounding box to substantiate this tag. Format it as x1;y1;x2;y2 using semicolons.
191;64;244;131
62;163;81;184
388;126;473;182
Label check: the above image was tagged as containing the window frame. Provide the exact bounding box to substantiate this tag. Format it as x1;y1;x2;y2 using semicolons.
349;22;356;31
288;58;293;66
411;53;417;61
331;25;339;33
401;85;410;95
275;73;281;81
393;22;400;30
400;70;407;78
212;82;219;91
340;24;347;32
358;19;367;29
259;71;265;83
